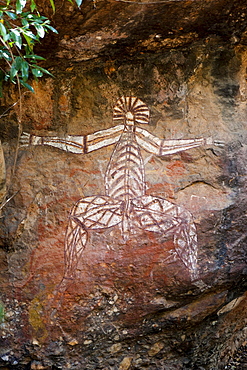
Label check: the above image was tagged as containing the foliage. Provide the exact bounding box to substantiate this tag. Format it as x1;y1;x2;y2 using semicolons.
0;0;83;205
0;0;83;96
50;0;84;12
0;0;57;95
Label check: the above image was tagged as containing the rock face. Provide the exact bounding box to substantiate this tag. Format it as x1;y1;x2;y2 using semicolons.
0;0;247;369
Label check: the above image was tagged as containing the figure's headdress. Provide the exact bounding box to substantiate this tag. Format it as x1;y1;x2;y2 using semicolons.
113;96;150;125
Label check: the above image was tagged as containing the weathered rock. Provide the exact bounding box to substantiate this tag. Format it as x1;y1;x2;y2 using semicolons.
0;0;247;369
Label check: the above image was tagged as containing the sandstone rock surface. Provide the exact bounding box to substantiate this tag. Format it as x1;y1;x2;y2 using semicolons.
0;0;247;369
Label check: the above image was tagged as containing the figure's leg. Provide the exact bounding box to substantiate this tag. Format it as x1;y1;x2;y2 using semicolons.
173;206;198;280
130;195;198;280
63;195;123;280
64;210;88;279
50;196;122;312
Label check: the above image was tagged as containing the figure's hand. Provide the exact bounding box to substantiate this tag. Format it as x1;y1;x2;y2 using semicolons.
205;137;224;148
19;132;43;147
213;139;225;148
19;132;31;147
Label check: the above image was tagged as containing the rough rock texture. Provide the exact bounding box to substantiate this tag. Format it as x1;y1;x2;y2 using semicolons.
0;0;247;369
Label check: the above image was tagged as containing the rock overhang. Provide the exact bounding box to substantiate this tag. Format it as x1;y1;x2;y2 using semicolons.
37;0;247;62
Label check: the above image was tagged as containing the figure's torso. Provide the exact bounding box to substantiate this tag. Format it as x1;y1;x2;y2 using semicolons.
105;127;146;205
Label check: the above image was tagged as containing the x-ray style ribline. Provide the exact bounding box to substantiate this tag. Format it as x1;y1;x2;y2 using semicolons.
21;96;220;281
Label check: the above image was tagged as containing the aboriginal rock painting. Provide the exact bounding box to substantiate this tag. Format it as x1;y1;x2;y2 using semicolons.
21;96;216;282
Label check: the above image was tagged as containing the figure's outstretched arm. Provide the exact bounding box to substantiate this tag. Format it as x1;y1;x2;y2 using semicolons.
135;127;224;156
20;125;124;154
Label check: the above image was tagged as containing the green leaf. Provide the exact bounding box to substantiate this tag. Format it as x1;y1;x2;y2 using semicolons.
45;24;58;34
31;68;43;78
24;54;45;60
20;60;29;81
4;72;10;81
20;80;34;92
0;49;12;61
23;33;33;49
5;11;17;20
21;18;28;27
30;0;36;12
10;65;18;81
0;23;8;41
31;64;53;77
34;24;45;38
49;0;55;12
22;29;38;41
16;0;27;14
75;0;83;6
10;29;22;49
26;13;35;19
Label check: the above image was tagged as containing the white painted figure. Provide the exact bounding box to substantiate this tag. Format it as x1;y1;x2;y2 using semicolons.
20;96;222;281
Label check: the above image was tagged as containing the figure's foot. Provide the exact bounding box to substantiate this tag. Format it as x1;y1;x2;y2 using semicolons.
55;276;74;294
190;269;199;282
46;276;74;322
